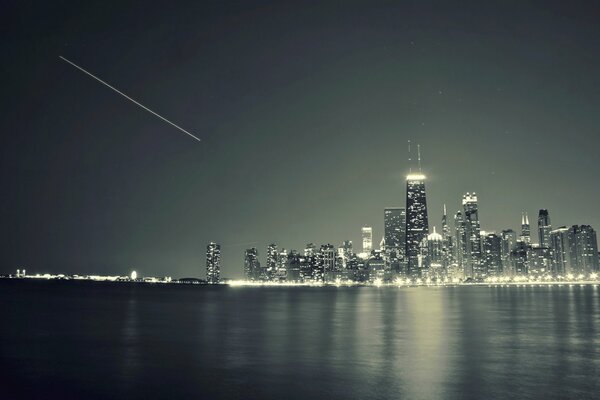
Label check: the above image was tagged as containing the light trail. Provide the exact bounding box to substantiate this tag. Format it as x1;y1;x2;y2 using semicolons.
59;56;201;142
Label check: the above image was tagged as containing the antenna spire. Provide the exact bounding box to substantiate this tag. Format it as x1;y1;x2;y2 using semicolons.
417;144;422;173
408;140;412;173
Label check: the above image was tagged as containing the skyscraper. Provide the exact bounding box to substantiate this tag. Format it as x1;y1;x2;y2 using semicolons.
286;250;301;282
538;209;552;248
206;242;221;284
304;243;316;257
454;211;465;276
462;193;483;278
550;227;570;275
276;248;288;281
266;243;278;281
527;245;552;275
511;242;529;275
569;225;599;274
501;229;517;276
441;205;455;272
319;244;335;282
339;240;353;269
361;227;373;254
520;213;531;244
422;227;445;280
244;247;260;281
405;166;429;277
384;207;406;273
482;232;502;276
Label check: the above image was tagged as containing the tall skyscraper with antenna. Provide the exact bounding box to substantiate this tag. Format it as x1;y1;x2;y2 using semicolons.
520;213;531;244
405;142;429;277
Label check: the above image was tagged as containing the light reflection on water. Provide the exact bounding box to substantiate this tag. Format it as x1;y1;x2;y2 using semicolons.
0;281;598;399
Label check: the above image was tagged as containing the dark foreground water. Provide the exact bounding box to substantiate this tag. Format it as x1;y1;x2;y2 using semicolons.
1;281;599;399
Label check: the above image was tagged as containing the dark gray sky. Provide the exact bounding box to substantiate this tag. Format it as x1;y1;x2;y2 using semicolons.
2;1;599;278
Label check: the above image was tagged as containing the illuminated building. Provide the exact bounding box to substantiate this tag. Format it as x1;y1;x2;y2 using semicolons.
520;213;531;244
302;243;318;282
441;205;454;271
318;244;335;282
501;229;517;276
482;232;502;276
276;248;288;281
421;227;445;280
345;252;360;281
550;225;599;275
527;245;552;275
510;242;529;276
266;243;278;281
537;209;552;248
550;227;570;275
405;173;429;277
339;240;353;269
571;225;599;274
462;193;483;278
384;207;406;273
244;248;260;281
361;227;373;254
304;243;316;257
454;211;466;276
367;250;385;282
286;250;301;282
206;242;221;284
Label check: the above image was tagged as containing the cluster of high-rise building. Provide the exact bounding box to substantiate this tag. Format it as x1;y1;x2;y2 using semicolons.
205;145;599;284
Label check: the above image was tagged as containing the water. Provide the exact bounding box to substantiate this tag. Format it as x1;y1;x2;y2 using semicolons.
1;281;599;399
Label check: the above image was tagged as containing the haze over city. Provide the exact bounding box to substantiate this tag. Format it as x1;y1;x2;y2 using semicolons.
2;1;600;279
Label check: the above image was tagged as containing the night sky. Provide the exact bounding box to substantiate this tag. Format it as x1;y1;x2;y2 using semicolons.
2;1;599;278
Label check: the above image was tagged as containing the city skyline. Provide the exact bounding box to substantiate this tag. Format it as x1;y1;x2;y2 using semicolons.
237;166;599;284
3;2;600;279
4;3;600;400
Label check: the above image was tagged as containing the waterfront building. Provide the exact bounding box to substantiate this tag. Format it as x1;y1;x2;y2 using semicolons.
339;240;353;269
571;225;599;274
482;232;502;276
405;174;429;277
441;204;454;266
462;193;483;278
520;213;531;244
286;250;301;282
454;211;466;277
362;227;373;254
266;243;279;281
538;209;552;248
206;242;221;284
550;227;570;275
384;207;406;273
276;249;288;281
421;227;445;280
244;248;260;281
527;245;552;276
511;242;529;276
366;250;386;282
501;229;517;276
550;225;599;276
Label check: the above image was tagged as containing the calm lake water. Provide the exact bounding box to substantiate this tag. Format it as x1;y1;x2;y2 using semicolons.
1;281;599;399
